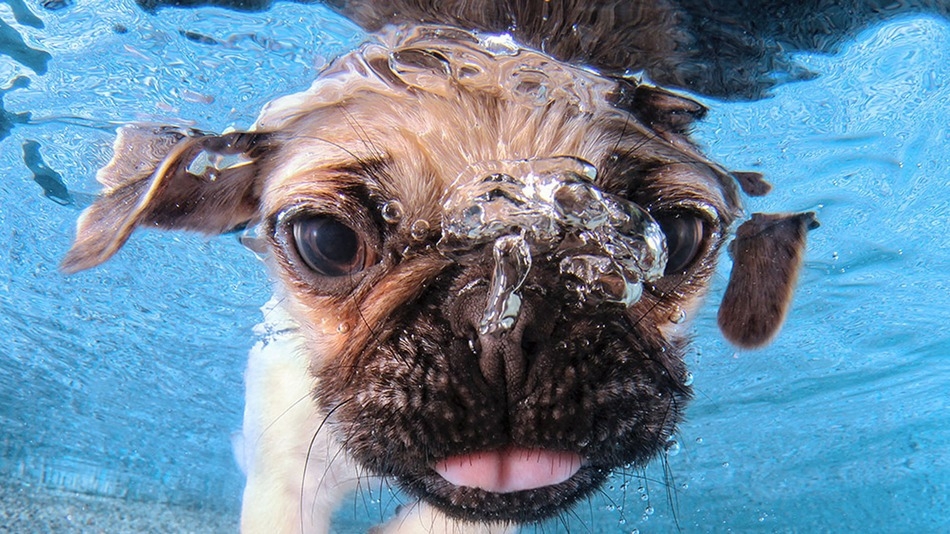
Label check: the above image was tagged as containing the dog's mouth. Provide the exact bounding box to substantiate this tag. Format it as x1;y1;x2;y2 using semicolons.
433;447;583;493
401;446;605;523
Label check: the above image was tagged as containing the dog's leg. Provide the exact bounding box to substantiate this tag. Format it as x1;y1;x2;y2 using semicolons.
234;295;358;534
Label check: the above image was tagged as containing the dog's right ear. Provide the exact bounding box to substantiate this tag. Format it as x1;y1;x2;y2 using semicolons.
61;124;270;273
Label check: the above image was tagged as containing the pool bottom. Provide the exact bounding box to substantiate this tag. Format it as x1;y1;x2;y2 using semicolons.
0;477;238;534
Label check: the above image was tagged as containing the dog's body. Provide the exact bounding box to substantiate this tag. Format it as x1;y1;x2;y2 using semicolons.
64;2;819;532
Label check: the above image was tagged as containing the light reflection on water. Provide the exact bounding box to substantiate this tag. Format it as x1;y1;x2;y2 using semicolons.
0;1;946;532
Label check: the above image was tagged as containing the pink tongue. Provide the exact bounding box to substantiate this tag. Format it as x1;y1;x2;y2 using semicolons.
434;448;583;493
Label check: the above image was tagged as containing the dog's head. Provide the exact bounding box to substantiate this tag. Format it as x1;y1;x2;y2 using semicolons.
63;26;814;523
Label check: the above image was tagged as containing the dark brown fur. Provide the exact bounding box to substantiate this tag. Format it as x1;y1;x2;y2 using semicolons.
719;212;820;348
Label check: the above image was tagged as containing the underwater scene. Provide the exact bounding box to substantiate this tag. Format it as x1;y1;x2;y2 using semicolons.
0;1;947;532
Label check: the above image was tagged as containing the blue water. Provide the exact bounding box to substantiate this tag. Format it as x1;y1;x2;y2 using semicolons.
0;1;947;532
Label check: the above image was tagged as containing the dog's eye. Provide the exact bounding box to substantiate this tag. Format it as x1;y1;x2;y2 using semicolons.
292;217;368;277
654;212;705;274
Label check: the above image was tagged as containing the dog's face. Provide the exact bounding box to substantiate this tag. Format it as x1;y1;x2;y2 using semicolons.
63;26;813;524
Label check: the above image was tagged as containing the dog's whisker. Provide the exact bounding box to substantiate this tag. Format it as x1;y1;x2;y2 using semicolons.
554;505;583;533
616;472;632;528
609;115;632;164
381;479;408;520
357;466;381;523
340;107;388;166
316;421;354;490
590;480;625;530
300;398;352;530
616;126;663;165
660;450;683;532
375;463;391;521
352;299;385;361
286;133;384;173
331;406;407;524
630;269;697;334
346;453;376;521
255;392;312;447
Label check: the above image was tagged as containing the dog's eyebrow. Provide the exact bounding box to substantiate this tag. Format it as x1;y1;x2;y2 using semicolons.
323;155;392;183
602;153;733;220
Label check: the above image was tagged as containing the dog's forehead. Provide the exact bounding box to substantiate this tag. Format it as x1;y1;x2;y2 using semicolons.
253;25;735;222
254;25;623;131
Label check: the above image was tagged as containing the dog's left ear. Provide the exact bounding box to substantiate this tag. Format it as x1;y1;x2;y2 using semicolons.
610;81;707;139
628;84;707;137
718;212;820;348
62;124;270;273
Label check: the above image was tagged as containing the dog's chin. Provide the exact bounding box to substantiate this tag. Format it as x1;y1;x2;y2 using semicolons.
404;455;608;523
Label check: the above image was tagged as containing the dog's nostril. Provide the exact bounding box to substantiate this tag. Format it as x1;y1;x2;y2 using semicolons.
520;337;539;357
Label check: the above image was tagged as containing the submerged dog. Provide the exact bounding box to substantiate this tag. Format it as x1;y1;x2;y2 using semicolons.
63;1;817;532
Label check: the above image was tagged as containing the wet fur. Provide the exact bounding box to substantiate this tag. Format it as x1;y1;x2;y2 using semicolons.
63;2;820;532
719;212;820;348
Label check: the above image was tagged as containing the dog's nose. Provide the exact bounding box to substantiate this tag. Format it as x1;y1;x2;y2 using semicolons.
476;319;529;402
449;282;552;402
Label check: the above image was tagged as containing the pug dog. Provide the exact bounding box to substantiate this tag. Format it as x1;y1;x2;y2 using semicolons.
63;1;817;532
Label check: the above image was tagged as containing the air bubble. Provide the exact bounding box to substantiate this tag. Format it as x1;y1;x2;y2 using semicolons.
186;149;253;180
479;233;531;335
381;200;404;224
410;219;431;240
665;439;680;456
552;181;608;227
559;254;643;307
438;156;669;318
480;33;519;56
388;47;452;93
337;322;350;334
683;372;694;386
669;308;686;324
